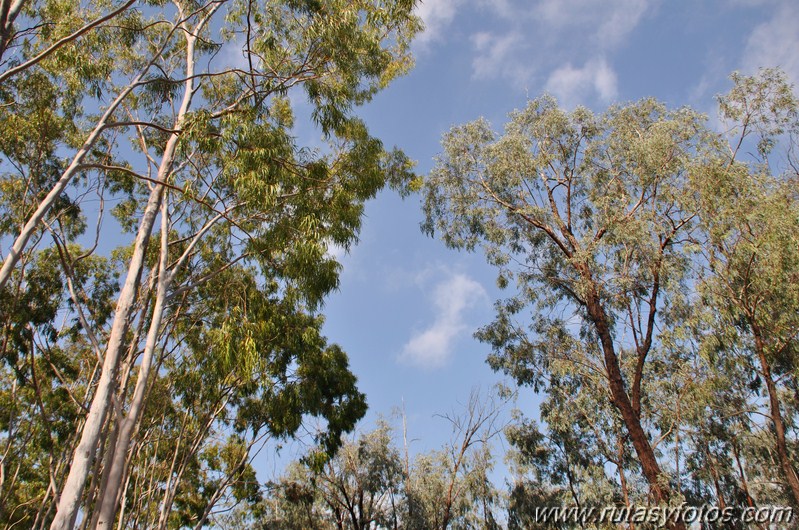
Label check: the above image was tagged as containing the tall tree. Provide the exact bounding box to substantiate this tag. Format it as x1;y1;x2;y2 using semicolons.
422;96;723;528
0;0;421;528
692;68;799;506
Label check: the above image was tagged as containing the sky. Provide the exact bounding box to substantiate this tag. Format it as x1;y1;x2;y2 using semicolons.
268;0;799;475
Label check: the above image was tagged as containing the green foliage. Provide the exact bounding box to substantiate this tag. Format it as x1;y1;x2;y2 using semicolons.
259;410;503;530
423;68;799;520
0;0;420;527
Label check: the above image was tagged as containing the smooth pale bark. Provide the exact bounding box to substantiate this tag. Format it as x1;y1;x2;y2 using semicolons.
94;205;224;529
156;395;232;530
82;272;154;530
0;25;169;291
95;194;170;529
93;10;228;521
49;183;164;530
50;12;202;527
0;0;25;61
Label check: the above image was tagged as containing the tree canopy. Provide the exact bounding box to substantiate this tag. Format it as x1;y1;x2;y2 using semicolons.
1;1;799;528
0;0;419;528
423;68;799;529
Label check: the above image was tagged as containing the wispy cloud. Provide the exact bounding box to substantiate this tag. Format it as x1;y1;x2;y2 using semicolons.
740;0;799;84
471;31;532;85
545;57;618;108
400;272;487;369
533;0;653;48
414;0;461;47
463;0;655;98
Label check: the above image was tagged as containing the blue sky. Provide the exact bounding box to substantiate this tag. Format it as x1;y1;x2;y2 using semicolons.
276;0;799;471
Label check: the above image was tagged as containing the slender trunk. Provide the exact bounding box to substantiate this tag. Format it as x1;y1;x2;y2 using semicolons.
114;470;132;530
84;277;153;530
31;481;53;530
156;395;230;530
675;396;681;497
732;442;768;530
752;326;799;506
582;286;685;530
401;399;413;523
95;192;170;528
79;411;112;530
155;440;182;530
50;10;205;523
49;182;164;530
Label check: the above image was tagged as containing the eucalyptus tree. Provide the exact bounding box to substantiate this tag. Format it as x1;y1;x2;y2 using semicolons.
258;422;404;530
316;421;405;530
0;0;420;528
261;398;503;530
402;392;504;530
691;69;799;506
422;96;725;527
423;69;799;525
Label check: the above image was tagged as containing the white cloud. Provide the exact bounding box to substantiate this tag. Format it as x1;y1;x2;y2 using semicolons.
740;0;799;85
399;273;487;369
471;31;532;85
415;0;460;46
545;57;618;108
463;0;653;89
594;0;652;47
533;0;653;48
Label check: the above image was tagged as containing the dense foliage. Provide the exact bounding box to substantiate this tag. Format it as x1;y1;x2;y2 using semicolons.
1;0;798;527
0;0;419;528
423;68;799;529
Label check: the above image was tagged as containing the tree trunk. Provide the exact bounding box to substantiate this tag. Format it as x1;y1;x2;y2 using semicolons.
583;287;686;530
752;327;799;506
94;193;170;529
84;279;154;530
0;0;25;62
51;15;202;526
49;183;165;530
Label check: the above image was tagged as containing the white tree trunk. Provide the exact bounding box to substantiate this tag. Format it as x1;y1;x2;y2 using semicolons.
49;14;206;526
95;191;171;529
49;182;165;530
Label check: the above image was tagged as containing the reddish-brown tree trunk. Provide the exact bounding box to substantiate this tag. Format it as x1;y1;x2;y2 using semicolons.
752;327;799;506
583;285;686;530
